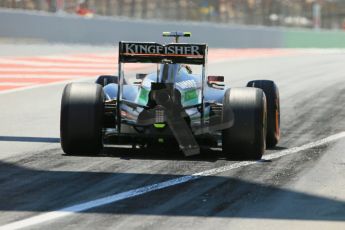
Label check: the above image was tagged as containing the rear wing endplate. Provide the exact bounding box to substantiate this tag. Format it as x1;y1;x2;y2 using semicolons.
119;42;207;65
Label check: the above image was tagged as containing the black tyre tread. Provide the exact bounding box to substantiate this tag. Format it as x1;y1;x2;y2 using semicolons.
247;80;280;147
60;83;104;155
222;87;267;160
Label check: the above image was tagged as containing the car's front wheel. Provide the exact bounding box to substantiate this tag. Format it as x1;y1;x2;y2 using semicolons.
60;83;104;155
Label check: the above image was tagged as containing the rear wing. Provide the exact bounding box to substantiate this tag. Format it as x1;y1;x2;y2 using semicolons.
119;42;207;65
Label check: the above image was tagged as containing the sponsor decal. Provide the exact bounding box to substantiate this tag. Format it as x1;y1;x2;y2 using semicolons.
137;87;149;105
124;44;201;56
119;42;207;64
120;43;206;57
184;89;198;101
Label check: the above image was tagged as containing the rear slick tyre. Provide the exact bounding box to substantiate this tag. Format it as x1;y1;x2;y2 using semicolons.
60;83;104;155
247;80;280;148
222;88;267;160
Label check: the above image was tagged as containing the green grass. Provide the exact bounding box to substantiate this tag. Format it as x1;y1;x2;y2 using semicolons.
284;29;345;48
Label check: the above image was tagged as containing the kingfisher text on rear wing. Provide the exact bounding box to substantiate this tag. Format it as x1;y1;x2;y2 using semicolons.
119;42;207;65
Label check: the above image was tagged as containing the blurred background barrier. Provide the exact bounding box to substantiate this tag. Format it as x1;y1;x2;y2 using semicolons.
1;0;345;47
0;9;285;47
2;0;345;30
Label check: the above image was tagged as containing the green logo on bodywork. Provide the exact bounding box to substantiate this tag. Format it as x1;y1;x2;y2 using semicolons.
138;87;198;106
138;87;149;105
184;89;198;101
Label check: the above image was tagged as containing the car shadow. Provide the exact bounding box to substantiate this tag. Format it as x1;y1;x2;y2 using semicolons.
100;146;226;162
100;145;286;162
0;160;344;222
269;146;288;151
0;135;286;162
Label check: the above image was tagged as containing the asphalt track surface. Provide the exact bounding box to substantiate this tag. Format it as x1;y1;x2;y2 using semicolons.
0;44;345;230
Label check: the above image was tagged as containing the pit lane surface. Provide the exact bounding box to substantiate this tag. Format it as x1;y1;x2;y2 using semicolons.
0;44;345;230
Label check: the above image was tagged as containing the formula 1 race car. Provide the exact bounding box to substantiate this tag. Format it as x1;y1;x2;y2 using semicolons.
60;32;280;159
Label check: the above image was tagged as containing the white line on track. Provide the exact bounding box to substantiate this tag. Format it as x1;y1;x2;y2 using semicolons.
0;68;115;73
0;75;93;79
0;56;116;63
1;131;345;230
0;59;117;67
0;82;33;86
0;78;92;95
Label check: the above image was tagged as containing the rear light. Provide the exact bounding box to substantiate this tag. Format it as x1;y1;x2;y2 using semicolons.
207;76;225;89
208;76;224;82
